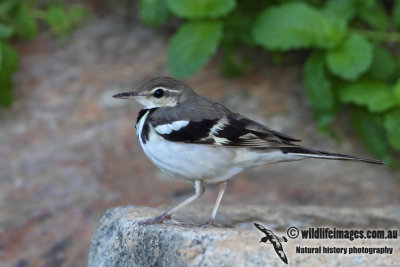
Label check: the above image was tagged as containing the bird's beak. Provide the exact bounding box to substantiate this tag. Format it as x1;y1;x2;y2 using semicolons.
112;91;139;99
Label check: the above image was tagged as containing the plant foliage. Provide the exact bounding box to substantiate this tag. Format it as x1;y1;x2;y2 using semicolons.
137;0;399;163
0;0;87;107
168;21;222;78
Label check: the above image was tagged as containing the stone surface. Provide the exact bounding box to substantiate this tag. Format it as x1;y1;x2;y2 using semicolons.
0;13;399;267
89;205;400;267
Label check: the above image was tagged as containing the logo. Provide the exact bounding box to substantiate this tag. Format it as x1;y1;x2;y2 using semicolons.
254;223;288;264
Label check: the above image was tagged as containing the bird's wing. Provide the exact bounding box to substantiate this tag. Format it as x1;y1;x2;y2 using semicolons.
208;113;300;148
149;101;300;148
273;243;288;264
254;222;267;233
254;223;270;235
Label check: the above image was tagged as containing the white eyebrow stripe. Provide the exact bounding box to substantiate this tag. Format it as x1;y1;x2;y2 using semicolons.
150;87;180;94
155;120;189;134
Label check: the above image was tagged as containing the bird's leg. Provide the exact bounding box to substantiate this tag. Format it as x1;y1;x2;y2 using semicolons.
138;180;204;226
200;181;228;228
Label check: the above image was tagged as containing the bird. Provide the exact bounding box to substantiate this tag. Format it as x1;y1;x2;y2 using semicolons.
113;76;385;227
254;223;288;264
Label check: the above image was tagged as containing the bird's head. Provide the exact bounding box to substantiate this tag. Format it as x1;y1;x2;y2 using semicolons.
113;76;196;108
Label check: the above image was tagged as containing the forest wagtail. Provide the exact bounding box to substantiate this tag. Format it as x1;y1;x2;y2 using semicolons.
113;76;384;227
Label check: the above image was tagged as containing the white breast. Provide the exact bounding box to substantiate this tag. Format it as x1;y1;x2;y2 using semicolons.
136;113;243;183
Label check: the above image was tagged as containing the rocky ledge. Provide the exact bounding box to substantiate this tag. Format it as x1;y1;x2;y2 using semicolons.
88;205;400;266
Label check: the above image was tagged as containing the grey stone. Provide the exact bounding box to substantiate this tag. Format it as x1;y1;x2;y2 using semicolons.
88;205;400;266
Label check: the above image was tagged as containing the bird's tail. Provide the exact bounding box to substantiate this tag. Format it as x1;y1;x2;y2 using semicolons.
280;147;385;165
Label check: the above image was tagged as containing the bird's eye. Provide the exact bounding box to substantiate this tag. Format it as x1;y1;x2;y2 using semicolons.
153;88;164;98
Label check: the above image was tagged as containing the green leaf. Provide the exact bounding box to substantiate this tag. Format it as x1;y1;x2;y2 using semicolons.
304;52;334;112
12;3;37;40
368;45;395;81
0;42;19;76
234;0;268;15
220;45;250;78
394;0;400;28
274;0;325;7
326;33;372;81
338;81;397;112
359;0;389;31
384;108;400;151
315;110;340;140
44;4;86;37
0;42;19;107
315;110;336;128
394;79;400;103
323;0;356;21
352;0;374;9
0;0;18;15
223;9;254;46
304;52;338;135
252;3;346;51
139;0;169;27
69;6;86;23
167;21;222;78
45;4;70;35
166;0;236;19
0;77;13;107
351;107;393;164
0;24;13;39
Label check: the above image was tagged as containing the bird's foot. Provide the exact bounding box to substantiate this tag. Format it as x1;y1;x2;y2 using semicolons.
138;214;216;228
138;213;172;226
197;219;215;228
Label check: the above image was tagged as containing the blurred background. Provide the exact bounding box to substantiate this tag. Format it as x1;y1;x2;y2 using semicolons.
0;0;399;266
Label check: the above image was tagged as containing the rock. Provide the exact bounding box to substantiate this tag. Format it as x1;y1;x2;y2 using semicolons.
89;205;400;266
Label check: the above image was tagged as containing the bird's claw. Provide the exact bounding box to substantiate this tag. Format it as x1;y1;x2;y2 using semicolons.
138;213;172;225
138;215;215;228
198;219;215;228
